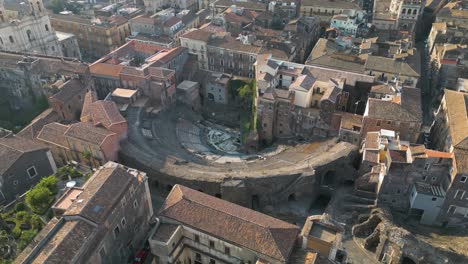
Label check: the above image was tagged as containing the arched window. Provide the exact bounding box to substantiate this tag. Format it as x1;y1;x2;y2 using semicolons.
402;8;406;14
413;9;417;15
27;30;32;41
9;36;14;43
45;24;49;31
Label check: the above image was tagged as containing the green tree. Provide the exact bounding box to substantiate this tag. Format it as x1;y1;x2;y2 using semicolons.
0;230;9;246
14;202;27;212
25;187;54;214
30;215;43;230
37;176;58;195
17;229;37;250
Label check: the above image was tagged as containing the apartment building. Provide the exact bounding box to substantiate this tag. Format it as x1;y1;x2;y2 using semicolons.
436;0;468;28
90;40;179;107
180;26;298;78
362;86;422;143
149;184;300;264
372;0;424;32
356;130;453;225
429;89;468;226
15;162;154;264
128;9;201;48
50;12;130;59
299;0;361;21
427;22;468;92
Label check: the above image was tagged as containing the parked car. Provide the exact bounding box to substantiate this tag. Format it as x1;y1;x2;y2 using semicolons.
133;248;149;264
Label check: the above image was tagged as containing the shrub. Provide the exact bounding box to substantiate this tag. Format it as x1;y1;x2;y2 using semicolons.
17;229;37;250
14;202;27;212
36;176;58;194
30;215;43;230
56;166;82;180
12;227;21;239
46;210;54;220
25;187;54;214
15;211;29;222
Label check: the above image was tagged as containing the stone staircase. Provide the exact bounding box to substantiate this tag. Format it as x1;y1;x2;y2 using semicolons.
341;194;376;214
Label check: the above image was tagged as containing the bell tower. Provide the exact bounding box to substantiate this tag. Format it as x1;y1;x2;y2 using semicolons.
0;0;6;23
28;0;45;16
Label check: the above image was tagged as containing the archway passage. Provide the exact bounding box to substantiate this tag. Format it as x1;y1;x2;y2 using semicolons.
322;170;336;186
401;257;416;264
252;195;259;210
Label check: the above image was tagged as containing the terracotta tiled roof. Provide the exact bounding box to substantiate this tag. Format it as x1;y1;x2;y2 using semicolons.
163;16;181;27
90;63;124;77
146;47;187;64
80;90;98;122
131;40;166;55
389;149;408;163
365;90;421;122
363;132;380;150
17;108;60;140
0;136;48;175
181;29;213;42
90;101;126;127
290;75;316;92
444;89;468;150
37;123;70;149
50;79;85;103
365;56;419;77
65;122;115;146
64;165;135;223
28;219;96;264
159;185;300;262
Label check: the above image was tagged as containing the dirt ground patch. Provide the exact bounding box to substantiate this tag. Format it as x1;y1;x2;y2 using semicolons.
393;214;468;257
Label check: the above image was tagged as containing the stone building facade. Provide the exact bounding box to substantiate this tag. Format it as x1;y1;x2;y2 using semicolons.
0;0;61;56
362;86;422;143
89;41;178;109
0;136;57;205
15;162;154;264
0;51;89;110
48;78;88;121
150;185;300;264
50;13;130;60
255;55;368;144
429;89;468;226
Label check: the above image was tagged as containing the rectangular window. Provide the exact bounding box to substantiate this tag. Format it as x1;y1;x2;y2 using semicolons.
99;246;106;260
376;120;381;126
195;234;200;242
225;246;230;255
447;205;456;215
209;240;215;248
209;259;216;264
27;166;37;178
113;226;120;238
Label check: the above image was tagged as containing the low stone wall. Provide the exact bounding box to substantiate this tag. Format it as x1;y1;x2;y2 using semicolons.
119;141;358;209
